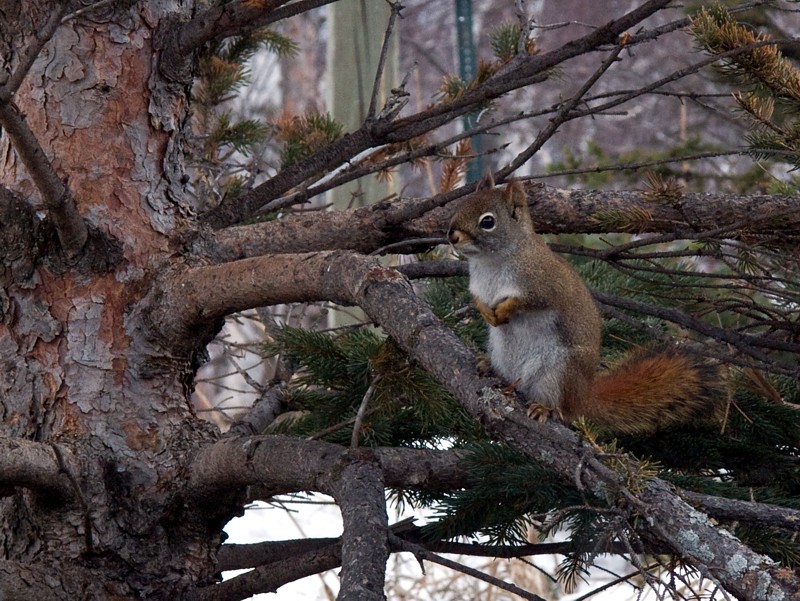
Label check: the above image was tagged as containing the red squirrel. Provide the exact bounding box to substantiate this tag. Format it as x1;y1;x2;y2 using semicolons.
448;181;722;435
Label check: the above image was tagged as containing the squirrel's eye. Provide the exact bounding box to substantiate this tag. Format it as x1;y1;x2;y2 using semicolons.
478;213;496;231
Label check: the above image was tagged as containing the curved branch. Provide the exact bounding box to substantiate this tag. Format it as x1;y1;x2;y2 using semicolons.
0;102;87;261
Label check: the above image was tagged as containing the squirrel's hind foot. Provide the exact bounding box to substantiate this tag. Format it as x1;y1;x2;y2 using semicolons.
526;402;562;423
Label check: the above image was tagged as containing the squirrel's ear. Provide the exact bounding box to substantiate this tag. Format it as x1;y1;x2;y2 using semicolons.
475;170;496;191
504;181;528;220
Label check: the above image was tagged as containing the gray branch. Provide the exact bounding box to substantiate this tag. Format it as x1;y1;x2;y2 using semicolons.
0;102;87;261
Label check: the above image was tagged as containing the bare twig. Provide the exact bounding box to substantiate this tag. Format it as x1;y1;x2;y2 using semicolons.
390;534;547;601
498;40;625;179
366;2;403;122
351;375;383;448
200;0;674;228
0;7;67;101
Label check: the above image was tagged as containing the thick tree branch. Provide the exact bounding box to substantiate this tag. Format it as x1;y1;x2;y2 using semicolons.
0;437;75;501
188;436;470;502
682;490;800;532
198;184;800;263
216;538;338;572
198;0;672;229
141;251;353;355
0;102;87;261
328;453;388;601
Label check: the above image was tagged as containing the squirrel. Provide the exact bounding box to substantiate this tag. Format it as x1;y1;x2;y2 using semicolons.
447;180;722;436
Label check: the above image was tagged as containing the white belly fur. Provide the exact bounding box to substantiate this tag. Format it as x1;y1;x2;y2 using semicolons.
488;309;566;408
468;257;567;407
468;258;522;307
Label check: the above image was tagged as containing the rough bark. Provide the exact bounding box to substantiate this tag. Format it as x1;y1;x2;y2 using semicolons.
0;2;219;598
195;184;800;263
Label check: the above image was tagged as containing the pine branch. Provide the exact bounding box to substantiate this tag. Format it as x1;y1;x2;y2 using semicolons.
200;184;800;263
682;490;800;531
497;34;625;180
160;0;338;83
366;1;402;122
301;252;800;601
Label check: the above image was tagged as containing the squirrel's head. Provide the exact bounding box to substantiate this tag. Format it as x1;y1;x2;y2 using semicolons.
448;181;533;258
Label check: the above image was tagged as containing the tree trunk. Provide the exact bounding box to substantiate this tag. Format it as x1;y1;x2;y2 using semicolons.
0;2;220;597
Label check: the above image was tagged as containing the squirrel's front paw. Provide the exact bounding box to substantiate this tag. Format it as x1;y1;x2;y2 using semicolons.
474;298;500;327
526;403;562;423
474;296;522;327
493;296;522;325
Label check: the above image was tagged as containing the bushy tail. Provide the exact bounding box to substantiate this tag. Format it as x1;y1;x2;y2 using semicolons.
583;349;723;436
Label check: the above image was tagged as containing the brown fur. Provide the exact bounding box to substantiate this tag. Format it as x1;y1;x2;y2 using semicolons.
449;182;723;436
576;349;723;435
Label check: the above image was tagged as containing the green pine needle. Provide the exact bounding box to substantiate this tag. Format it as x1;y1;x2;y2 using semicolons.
277;112;344;168
490;22;523;63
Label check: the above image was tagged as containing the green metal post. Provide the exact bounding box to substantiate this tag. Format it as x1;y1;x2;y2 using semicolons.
455;0;484;181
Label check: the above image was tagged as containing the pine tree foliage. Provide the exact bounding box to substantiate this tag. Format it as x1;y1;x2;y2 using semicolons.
276;112;344;169
263;254;800;587
265;327;481;446
489;22;538;63
189;21;298;209
437;23;538;104
691;5;800;168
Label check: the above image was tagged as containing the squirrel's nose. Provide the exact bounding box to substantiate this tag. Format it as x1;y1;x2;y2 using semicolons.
448;228;463;245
